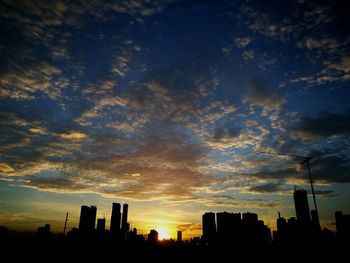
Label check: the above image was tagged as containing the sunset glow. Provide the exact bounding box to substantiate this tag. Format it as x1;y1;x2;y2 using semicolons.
156;226;172;240
0;0;349;238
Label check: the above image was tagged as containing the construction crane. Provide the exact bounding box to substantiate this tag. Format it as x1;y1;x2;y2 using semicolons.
259;151;319;223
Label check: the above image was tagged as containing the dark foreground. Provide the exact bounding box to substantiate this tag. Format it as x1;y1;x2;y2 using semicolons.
1;233;348;262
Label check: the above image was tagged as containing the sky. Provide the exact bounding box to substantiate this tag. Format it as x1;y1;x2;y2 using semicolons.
0;0;350;239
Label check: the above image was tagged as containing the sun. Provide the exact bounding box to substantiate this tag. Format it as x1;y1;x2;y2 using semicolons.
156;226;171;240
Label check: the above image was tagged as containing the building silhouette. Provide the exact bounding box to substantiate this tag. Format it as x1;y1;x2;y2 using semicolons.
2;198;349;259
177;230;182;242
37;224;52;241
242;212;271;247
293;187;311;224
148;229;158;244
217;212;241;234
335;211;350;243
274;187;325;247
122;203;129;232
311;209;320;230
97;218;106;232
202;211;270;248
202;212;216;242
79;205;97;233
110;202;121;235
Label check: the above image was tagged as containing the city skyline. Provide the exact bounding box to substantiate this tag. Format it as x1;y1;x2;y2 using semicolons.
2;187;349;246
0;187;346;240
1;0;350;239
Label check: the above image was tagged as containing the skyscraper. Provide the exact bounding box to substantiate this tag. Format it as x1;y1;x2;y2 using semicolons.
202;212;216;240
242;212;258;226
293;187;311;224
110;203;121;235
216;212;241;234
79;205;97;233
148;229;158;244
311;209;320;230
122;203;129;232
335;211;350;240
97;218;106;232
177;230;182;242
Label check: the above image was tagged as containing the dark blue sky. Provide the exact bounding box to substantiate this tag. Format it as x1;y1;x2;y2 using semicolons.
0;0;349;236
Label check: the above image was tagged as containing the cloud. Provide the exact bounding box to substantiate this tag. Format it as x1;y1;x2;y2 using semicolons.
206;128;260;150
242;50;254;60
176;223;202;232
83;80;117;95
0;163;15;173
0;111;44;149
29;127;47;134
205;126;248;150
207;195;282;209
328;55;350;74
248;182;284;194
244;82;286;115
241;148;350;185
241;167;304;185
0;213;26;222
1;0;348;215
59;131;88;140
0;1;72;41
290;54;350;85
312;154;350;183
26;174;84;191
291;111;350;139
99;97;128;108
0;62;67;100
315;190;338;199
290;74;342;86
13;133;214;202
50;46;70;60
234;37;251;48
0;1;170;44
213;126;241;141
305;38;339;50
109;0;173;17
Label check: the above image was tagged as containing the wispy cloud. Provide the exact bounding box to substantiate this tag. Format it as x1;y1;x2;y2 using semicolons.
0;163;15;173
0;62;67;100
0;0;349;224
234;36;251;48
291;110;350;139
59;131;88;140
243;82;286;115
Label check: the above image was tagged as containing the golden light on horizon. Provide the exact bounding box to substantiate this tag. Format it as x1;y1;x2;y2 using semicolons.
156;226;171;240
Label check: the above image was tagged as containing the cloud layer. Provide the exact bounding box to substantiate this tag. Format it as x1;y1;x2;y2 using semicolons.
0;0;349;217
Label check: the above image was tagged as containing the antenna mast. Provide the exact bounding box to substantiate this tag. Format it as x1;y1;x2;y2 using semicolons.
63;212;69;235
259;151;319;220
301;157;319;220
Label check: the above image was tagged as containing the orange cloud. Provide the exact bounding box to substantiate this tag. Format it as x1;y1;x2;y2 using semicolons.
60;131;87;140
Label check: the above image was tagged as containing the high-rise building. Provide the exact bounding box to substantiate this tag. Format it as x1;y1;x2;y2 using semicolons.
79;205;97;233
148;229;158;244
110;203;121;234
202;212;216;240
122;203;129;232
311;209;320;230
216;212;241;236
276;213;288;232
242;212;258;225
293;187;311;224
97;218;106;232
37;224;52;241
335;211;350;240
177;230;182;242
